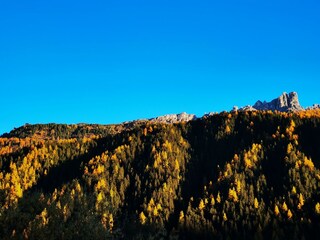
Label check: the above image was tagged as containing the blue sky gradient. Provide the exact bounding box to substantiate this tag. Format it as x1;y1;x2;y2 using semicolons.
1;0;320;134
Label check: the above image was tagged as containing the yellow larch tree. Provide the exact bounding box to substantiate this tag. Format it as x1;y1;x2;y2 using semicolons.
274;205;280;216
139;212;147;225
198;199;205;211
254;198;259;209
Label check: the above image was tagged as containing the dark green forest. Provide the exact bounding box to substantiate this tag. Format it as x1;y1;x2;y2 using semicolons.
1;110;320;239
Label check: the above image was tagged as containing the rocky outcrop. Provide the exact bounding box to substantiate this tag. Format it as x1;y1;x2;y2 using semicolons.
239;105;257;112
240;92;303;112
150;112;197;123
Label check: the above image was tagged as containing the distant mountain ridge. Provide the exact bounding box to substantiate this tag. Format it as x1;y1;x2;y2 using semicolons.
238;92;303;112
2;92;319;137
150;92;318;124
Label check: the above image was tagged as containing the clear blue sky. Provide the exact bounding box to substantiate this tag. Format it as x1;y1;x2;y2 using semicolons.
1;0;320;134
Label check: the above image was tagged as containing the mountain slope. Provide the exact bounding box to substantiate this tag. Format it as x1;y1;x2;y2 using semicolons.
1;110;320;239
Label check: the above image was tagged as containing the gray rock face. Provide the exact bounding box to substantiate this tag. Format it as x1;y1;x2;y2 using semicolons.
150;112;197;123
240;92;303;112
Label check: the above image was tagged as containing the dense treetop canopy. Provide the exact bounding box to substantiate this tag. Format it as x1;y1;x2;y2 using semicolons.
1;110;320;239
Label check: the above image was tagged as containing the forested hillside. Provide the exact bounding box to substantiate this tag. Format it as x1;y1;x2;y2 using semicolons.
1;110;320;239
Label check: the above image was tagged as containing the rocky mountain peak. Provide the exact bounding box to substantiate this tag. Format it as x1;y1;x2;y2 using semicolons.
242;92;303;112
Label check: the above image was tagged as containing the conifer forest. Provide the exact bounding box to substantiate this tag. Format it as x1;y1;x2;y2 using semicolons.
1;110;320;239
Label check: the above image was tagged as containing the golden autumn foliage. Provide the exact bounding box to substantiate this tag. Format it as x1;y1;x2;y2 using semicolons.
315;203;320;215
0;111;320;238
303;157;314;170
216;192;221;204
179;211;184;222
254;198;259;209
225;125;231;134
228;188;238;202
298;193;305;210
223;212;228;221
274;205;280;216
210;196;215;206
282;202;288;212
198;199;205;211
139;212;147;225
